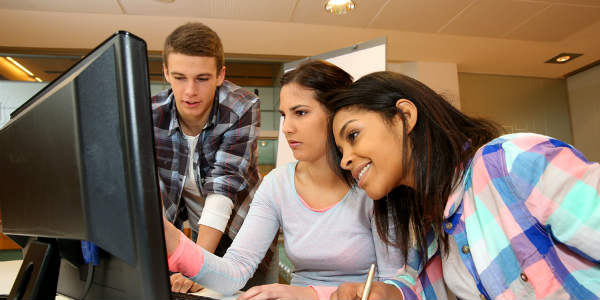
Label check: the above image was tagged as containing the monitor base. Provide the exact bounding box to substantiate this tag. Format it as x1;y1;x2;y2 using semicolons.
9;239;60;299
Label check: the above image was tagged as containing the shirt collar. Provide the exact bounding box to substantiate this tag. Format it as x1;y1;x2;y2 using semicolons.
205;85;221;129
444;165;471;220
166;92;179;137
444;144;475;219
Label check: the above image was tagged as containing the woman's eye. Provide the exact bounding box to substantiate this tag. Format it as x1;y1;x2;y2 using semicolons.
347;130;359;142
295;110;306;116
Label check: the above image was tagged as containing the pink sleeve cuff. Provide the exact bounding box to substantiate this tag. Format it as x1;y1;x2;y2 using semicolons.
167;231;205;277
309;286;338;300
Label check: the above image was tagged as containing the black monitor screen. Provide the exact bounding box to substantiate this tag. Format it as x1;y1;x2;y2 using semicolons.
0;31;171;299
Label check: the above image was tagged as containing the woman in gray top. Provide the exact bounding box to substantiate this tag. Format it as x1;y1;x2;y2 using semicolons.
163;60;404;299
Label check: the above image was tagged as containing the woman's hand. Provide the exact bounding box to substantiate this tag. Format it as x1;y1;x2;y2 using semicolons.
330;282;404;300
237;283;317;300
170;272;204;293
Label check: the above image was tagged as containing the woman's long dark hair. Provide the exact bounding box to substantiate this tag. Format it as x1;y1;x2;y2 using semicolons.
327;71;500;262
281;60;353;184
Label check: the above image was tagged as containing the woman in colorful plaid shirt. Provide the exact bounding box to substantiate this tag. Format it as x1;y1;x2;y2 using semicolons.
328;71;600;299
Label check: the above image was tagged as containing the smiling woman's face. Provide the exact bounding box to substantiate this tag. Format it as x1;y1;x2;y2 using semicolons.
332;106;414;200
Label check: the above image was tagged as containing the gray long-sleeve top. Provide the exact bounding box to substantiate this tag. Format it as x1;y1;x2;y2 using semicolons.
187;162;404;295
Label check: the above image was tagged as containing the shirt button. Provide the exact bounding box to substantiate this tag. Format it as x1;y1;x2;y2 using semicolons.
479;294;486;300
461;245;470;254
445;222;453;230
520;273;528;282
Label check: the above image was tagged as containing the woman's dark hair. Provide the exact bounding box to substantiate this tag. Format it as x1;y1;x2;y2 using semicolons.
281;60;354;184
327;71;501;263
281;60;353;105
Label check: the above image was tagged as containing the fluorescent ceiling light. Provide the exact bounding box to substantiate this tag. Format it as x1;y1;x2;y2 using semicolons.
6;56;34;77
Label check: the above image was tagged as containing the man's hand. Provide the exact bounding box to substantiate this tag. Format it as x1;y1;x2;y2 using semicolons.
237;283;317;300
330;282;404;300
170;273;204;293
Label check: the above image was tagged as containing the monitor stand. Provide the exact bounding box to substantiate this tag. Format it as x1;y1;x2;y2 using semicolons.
9;238;60;299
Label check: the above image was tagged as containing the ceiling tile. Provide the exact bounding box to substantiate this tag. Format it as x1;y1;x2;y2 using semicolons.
369;0;473;32
1;0;599;78
120;0;212;17
440;0;547;38
292;0;388;27
507;4;600;41
0;0;122;14
212;0;297;22
544;0;600;7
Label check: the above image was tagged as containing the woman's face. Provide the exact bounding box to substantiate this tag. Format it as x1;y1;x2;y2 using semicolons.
332;104;415;200
279;83;329;162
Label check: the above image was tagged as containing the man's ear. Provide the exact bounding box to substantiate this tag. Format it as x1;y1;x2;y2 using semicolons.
163;63;171;84
217;66;226;86
395;99;418;134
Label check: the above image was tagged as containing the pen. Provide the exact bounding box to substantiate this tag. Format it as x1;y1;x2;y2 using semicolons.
361;264;376;300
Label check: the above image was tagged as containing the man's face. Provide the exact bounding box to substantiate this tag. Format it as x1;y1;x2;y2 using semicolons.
163;53;225;127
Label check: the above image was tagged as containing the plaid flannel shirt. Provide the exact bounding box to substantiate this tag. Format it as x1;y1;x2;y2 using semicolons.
152;80;260;242
388;133;600;299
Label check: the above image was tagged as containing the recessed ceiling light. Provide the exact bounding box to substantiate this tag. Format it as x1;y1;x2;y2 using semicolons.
545;53;582;64
324;0;356;15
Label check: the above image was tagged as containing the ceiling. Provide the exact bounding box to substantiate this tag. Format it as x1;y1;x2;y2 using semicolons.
0;0;599;82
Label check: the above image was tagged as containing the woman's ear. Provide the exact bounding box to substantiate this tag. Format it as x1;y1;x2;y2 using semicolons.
395;99;418;134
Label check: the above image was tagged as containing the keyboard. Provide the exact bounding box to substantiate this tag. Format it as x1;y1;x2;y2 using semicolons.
171;291;218;300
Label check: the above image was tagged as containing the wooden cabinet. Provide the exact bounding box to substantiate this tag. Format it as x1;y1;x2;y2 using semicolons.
0;233;20;250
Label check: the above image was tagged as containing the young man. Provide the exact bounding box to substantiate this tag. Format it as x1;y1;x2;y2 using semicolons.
152;22;271;292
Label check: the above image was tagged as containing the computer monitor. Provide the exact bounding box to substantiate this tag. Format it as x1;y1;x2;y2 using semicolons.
0;31;172;299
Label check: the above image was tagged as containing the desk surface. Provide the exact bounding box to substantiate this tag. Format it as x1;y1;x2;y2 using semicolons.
0;260;234;299
0;260;21;295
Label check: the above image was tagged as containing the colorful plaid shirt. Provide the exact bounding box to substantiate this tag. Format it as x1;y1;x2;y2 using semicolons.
387;133;600;299
152;80;260;242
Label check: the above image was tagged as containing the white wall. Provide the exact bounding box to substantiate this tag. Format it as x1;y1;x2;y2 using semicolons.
459;73;572;144
567;64;600;162
387;62;460;109
326;43;386;82
0;80;46;128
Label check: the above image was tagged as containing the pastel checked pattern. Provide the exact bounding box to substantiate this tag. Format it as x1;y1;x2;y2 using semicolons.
391;133;600;299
